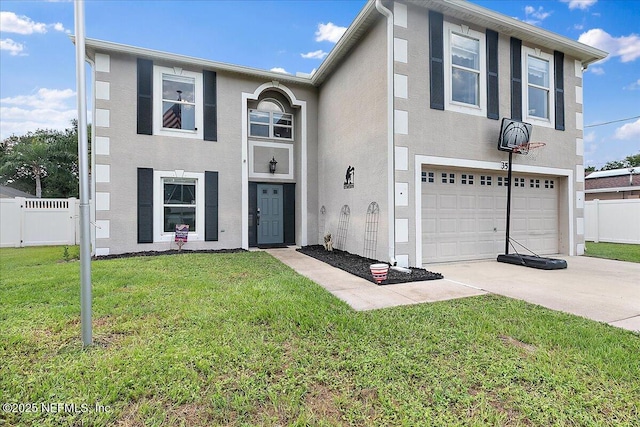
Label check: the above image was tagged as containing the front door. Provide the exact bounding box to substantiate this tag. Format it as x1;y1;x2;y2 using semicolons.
257;184;283;245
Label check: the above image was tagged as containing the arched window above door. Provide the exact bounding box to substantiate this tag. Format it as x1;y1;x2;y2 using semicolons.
249;97;293;140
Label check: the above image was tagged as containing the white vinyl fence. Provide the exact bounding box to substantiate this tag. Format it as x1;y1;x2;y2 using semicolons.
584;199;640;244
0;197;79;248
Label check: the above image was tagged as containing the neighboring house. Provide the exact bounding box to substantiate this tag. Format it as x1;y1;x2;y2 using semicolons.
0;185;33;199
83;0;606;266
585;168;640;200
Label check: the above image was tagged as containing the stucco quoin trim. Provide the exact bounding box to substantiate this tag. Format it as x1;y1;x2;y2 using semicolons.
241;82;307;249
414;155;575;266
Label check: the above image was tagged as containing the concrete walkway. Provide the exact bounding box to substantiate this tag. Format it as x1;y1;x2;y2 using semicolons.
266;248;640;333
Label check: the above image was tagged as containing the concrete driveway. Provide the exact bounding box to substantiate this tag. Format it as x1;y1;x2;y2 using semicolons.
268;248;640;333
435;256;640;332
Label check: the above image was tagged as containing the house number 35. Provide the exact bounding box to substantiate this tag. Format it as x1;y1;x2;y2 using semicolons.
501;161;509;170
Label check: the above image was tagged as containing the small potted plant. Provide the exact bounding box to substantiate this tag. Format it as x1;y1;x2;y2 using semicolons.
369;263;389;284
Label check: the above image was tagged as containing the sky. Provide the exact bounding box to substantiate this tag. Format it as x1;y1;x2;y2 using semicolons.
1;0;638;169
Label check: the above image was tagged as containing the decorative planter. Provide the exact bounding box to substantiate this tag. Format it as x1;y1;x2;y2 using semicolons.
370;263;389;284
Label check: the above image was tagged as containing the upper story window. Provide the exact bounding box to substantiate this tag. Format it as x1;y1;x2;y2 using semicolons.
249;98;293;140
154;66;203;139
444;22;486;117
523;47;555;127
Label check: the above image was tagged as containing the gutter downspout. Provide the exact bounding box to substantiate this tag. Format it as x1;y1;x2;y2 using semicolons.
375;0;396;266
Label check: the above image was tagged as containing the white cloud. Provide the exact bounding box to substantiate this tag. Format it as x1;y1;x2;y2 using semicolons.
0;11;47;34
1;88;76;109
0;88;77;139
315;22;347;43
589;66;605;75
578;29;640;63
0;38;25;55
624;79;640;90
270;67;291;75
614;118;640;140
584;131;596;143
52;22;68;33
524;5;552;25
0;11;67;35
301;50;328;60
560;0;598;10
574;24;584;30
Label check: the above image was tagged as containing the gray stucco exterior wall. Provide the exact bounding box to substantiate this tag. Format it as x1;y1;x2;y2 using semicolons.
316;16;389;261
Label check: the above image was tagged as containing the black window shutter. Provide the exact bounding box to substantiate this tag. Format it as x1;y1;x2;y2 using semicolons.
429;10;444;111
554;50;565;131
137;168;153;243
248;182;257;247
486;29;499;120
137;58;153;135
283;184;296;245
203;70;217;141
510;37;522;121
205;171;219;241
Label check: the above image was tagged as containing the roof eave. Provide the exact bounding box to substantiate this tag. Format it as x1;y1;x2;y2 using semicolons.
409;0;608;66
72;36;315;86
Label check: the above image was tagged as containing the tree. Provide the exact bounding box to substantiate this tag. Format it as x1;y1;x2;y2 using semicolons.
0;121;82;198
601;153;640;171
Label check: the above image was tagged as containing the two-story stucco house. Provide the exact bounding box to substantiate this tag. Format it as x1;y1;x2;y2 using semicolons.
85;0;606;267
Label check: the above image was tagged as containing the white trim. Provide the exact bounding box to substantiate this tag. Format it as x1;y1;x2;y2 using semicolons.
95;220;110;239
393;2;407;28
585;186;639;194
576;191;584;209
95;192;110;211
394;38;407;63
94;53;110;73
575;60;583;78
395;182;408;206
394;109;408;134
576;138;583;157
95;81;110;100
95;247;110;256
395;146;408;170
153;66;203;139
248;140;294;180
95;136;110;156
577;217;584;235
242;82;307;249
415;155;575;265
443;21;487;117
153;170;205;243
395;219;409;243
575;86;583;105
395;254;409;268
576;165;585;183
576;112;584;131
95;164;110;183
522;46;555;128
394;73;408;99
95;108;110;127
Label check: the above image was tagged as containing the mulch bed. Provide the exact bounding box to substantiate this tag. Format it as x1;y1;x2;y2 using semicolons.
94;248;246;260
297;245;443;285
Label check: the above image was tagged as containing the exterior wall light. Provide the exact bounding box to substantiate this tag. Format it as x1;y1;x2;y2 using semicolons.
269;156;278;174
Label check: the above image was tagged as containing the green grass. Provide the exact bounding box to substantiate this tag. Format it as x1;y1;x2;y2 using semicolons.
585;241;640;263
1;246;639;426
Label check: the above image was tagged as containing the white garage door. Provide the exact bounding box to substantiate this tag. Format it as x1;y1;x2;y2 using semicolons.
421;168;558;263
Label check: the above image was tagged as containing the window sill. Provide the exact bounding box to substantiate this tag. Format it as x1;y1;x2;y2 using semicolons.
248;135;294;143
446;102;487;117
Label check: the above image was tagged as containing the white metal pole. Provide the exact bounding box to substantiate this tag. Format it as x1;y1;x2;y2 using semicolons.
74;0;92;347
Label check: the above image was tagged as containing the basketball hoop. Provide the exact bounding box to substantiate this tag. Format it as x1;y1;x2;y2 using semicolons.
513;141;546;161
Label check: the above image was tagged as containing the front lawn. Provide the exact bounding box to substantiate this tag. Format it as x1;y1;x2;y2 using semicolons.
585;241;640;263
1;246;638;426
